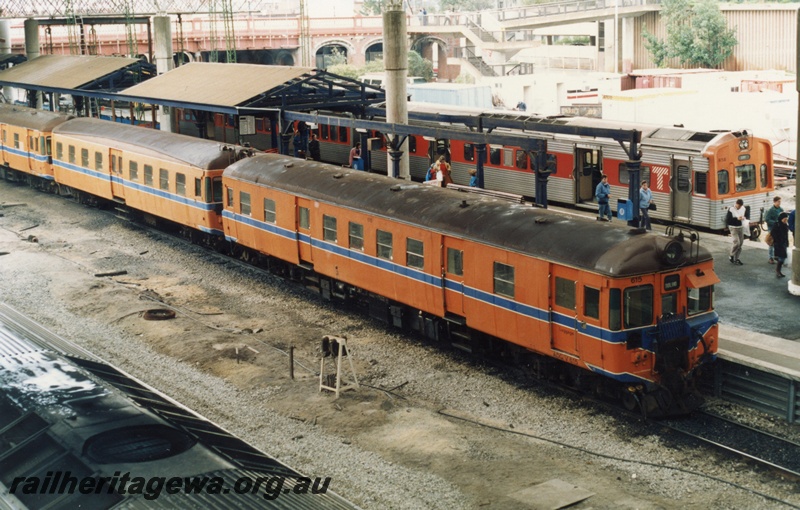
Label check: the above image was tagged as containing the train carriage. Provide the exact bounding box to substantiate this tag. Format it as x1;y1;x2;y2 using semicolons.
52;118;247;236
314;107;774;233
223;154;719;415
0;104;73;190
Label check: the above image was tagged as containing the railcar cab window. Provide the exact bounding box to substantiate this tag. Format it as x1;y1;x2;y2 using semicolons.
299;207;310;230
144;165;153;186
617;164;651;185
688;286;713;316
555;277;575;310
735;164;756;192
68;145;75;164
463;143;475;162
493;262;515;298
717;170;729;195
159;168;169;191
406;238;424;269
240;191;251;216
226;187;234;208
447;248;463;276
323;215;337;242
377;230;393;260
760;164;768;188
624;285;653;328
584;286;600;319
81;148;89;167
349;222;364;250
662;274;681;316
263;198;276;223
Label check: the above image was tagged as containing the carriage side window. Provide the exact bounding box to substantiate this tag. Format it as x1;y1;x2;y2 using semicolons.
618;164;650;185
504;149;514;168
555;277;575;310
226;187;234;208
299;207;310;229
408;136;417;154
144;165;153;186
515;150;528;170
609;288;621;331
338;126;348;143
760;164;768;188
688;286;713;316
159;168;169;191
735;164;756;192
463;143;474;162
676;165;691;192
717;170;729;195
321;124;329;140
68;145;75;164
81;148;89;167
349;222;364;250
489;146;501;165
447;248;463;276
406;238;424;269
56;142;63;160
95;151;103;171
176;173;186;196
129;162;139;182
323;215;337;242
694;172;707;196
263;198;276;223
584;286;600;319
240;191;251;215
493;262;515;298
377;230;393;260
624;285;653;328
13;133;19;149
195;178;202;197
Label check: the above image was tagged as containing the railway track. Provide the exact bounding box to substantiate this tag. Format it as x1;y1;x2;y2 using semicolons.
660;410;800;480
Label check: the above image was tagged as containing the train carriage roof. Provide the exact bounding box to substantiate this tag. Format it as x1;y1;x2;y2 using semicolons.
53;117;241;170
0;103;74;131
226;155;712;277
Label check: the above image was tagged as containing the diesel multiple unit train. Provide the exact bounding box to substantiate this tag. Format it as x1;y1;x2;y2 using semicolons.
1;104;720;416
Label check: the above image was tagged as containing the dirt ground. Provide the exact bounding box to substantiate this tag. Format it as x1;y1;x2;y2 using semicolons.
1;182;798;510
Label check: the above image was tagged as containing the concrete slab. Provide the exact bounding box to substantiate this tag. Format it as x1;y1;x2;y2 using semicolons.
509;479;594;509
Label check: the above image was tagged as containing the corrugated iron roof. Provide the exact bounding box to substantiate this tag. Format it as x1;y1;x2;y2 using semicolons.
0;54;141;88
122;62;314;107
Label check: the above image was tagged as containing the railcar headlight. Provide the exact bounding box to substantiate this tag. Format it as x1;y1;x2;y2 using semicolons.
662;241;684;265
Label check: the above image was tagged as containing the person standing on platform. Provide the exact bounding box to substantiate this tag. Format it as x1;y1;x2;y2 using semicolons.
469;168;478;187
292;129;304;159
772;212;790;278
595;174;611;222
349;142;363;170
764;196;783;264
308;134;321;161
726;198;746;265
639;180;653;230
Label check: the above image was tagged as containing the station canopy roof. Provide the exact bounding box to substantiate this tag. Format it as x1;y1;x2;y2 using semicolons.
0;54;155;92
116;62;386;115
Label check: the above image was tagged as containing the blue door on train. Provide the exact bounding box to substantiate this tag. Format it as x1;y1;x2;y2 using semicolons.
575;146;602;206
672;159;692;222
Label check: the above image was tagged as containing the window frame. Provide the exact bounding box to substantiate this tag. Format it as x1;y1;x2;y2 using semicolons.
240;191;251;216
159;168;169;191
349;222;364;250
406;238;424;269
376;230;393;260
493;261;515;298
323;214;338;242
129;161;139;182
176;173;186;196
263;198;276;223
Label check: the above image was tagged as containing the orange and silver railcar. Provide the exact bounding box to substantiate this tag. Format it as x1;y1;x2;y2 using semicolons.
222;154;719;416
51;118;247;236
0;104;73;190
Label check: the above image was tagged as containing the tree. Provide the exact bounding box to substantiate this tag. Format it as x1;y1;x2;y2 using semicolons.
360;0;383;15
643;0;737;68
328;51;434;82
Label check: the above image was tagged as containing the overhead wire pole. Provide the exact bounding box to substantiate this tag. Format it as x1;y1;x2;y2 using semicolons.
209;1;219;62
222;0;237;63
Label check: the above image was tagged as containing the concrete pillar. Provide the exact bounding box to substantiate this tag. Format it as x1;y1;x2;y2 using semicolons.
383;0;410;180
0;20;11;103
621;17;634;74
789;9;800;296
24;19;43;108
154;15;174;132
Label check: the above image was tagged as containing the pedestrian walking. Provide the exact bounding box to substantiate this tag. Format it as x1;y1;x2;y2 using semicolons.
348;142;363;170
725;198;747;265
771;212;790;278
595;174;611;222
639;180;653;230
764;196;783;264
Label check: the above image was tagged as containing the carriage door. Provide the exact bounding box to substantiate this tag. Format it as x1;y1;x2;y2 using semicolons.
26;129;35;172
575;147;602;204
672;159;692;221
429;138;451;165
296;198;314;265
109;149;125;200
442;238;466;315
550;268;581;357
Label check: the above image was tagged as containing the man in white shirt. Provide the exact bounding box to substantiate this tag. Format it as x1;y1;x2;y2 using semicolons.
725;199;746;265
